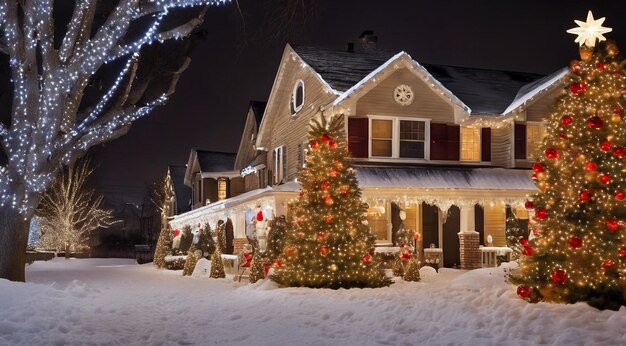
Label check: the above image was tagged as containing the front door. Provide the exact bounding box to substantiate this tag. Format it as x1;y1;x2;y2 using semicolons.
422;203;439;249
442;206;461;268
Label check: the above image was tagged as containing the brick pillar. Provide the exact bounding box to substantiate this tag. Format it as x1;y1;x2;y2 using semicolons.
458;231;481;269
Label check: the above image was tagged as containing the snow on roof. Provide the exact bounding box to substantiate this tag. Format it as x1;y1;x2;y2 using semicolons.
355;166;537;190
502;67;569;115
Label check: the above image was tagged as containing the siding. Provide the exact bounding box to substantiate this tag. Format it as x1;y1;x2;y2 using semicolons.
203;179;217;205
484;204;506;246
356;68;454;122
525;86;563;122
491;122;512;167
230;177;245;198
260;52;338;182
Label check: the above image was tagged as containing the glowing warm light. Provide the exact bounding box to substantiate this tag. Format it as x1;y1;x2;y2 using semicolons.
567;11;612;48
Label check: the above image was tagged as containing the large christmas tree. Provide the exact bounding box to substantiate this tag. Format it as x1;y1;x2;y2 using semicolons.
271;114;391;289
510;12;626;309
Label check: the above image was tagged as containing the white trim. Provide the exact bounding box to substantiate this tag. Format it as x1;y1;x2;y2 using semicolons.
368;115;430;160
291;79;305;115
272;146;286;184
502;68;569;115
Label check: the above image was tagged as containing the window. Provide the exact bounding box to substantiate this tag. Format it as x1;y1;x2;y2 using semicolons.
272;146;286;184
368;205;390;243
297;141;309;168
290;80;304;115
460;126;481;161
217;178;227;201
526;123;545;158
369;117;429;159
371;119;393;157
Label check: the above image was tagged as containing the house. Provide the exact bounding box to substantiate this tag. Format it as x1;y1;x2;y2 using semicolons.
170;32;568;269
183;149;242;209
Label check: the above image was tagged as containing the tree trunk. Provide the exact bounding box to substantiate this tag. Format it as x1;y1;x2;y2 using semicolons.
0;206;30;282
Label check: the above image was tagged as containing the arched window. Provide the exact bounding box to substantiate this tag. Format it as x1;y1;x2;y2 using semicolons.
290;79;304;115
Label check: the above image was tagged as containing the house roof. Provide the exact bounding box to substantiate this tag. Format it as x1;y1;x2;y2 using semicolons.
354;166;537;190
249;101;267;126
291;45;553;115
168;165;191;214
196;150;236;173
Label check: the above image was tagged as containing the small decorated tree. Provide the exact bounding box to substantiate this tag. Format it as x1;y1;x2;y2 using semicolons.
510;12;626;309
266;216;288;262
153;226;171;268
210;221;226;279
392;257;405;277
248;251;265;284
403;257;421;282
271;114;391;289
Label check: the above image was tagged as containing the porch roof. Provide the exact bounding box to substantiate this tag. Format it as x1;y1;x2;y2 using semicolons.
355;166;537;190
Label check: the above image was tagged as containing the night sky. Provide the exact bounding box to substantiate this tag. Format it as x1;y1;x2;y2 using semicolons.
91;0;626;202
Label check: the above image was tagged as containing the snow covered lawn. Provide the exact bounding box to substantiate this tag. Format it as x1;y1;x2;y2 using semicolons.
0;259;624;345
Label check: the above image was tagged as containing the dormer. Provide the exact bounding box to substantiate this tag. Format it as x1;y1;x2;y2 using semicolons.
183;149;241;209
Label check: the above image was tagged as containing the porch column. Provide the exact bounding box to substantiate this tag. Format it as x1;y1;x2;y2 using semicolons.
458;202;480;269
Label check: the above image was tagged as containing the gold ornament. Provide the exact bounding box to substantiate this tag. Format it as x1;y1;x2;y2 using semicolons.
329;264;338;272
612;114;622;123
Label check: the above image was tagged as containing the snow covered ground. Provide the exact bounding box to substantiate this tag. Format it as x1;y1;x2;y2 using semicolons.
0;259;624;345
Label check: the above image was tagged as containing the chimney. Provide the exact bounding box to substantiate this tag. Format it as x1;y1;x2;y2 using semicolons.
347;42;354;53
358;30;378;50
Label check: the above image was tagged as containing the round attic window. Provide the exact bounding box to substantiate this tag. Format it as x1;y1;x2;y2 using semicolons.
291;79;305;115
393;84;414;106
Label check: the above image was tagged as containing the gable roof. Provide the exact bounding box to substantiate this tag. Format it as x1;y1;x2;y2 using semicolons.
292;45;559;115
168;165;191;215
249;101;267;126
196;150;236;172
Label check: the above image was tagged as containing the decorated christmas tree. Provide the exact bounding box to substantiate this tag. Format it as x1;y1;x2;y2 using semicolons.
266;216;288;262
153;226;171;268
248;251;266;284
271;114;391;289
403;257;421;282
210;221;226;279
510;12;626;309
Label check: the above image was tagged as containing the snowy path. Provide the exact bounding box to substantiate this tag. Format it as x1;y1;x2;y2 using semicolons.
0;259;624;345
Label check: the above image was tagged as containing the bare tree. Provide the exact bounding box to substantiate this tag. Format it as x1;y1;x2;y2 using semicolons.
0;0;230;281
37;157;115;257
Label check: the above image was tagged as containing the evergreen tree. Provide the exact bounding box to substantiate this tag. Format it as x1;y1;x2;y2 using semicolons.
201;223;217;257
210;221;226;279
266;216;288;262
178;226;193;255
154;227;171;268
403;257;421;282
510;33;626;309
392;257;405;277
272;114;391;289
183;248;201;276
248;251;266;284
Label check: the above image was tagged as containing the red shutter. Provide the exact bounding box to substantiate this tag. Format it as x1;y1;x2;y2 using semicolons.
348;117;368;158
514;123;526;160
481;127;491;162
430;123;448;160
446;125;460;161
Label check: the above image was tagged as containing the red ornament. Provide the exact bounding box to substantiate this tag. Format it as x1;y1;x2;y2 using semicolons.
616;190;626;200
256;210;264;221
614;147;626;158
532;228;540;236
532;162;545;173
606;219;619;232
272;260;282;268
320;246;329;256
329;167;339;177
285;246;295;256
579;189;592;201
321;181;330;190
323;214;334;223
310;140;319;149
600;174;611;184
551;270;567;284
340;185;350;194
587;116;604;129
602;260;615;269
570;60;581;74
545;148;558;159
568;236;583;249
619;248;626;257
559;132;567;138
329;140;337;149
519;237;529;246
597;62;606;70
517;285;533;299
600;140;612;151
324;195;334;206
560;115;573;126
362;253;373;264
585;162;598;171
569;82;587;96
173;229;181;238
614;107;625;115
299;190;305;197
522;245;534;256
320;134;332;144
524;201;535;210
531;173;538;181
400;251;412;260
535;208;548;220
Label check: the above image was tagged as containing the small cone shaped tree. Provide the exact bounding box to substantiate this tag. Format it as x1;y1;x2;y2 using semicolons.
403;257;421;282
153;226;171;268
271;114;391;289
510;26;626;309
210;222;226;279
248;251;265;284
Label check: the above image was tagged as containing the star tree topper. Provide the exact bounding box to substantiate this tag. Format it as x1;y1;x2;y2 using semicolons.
567;11;612;48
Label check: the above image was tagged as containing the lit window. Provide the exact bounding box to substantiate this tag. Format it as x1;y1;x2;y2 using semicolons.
272;146;286;184
217;178;227;201
369;117;428;159
367;205;390;243
460;126;480;161
526;124;545;159
371;119;393;157
290;80;304;115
